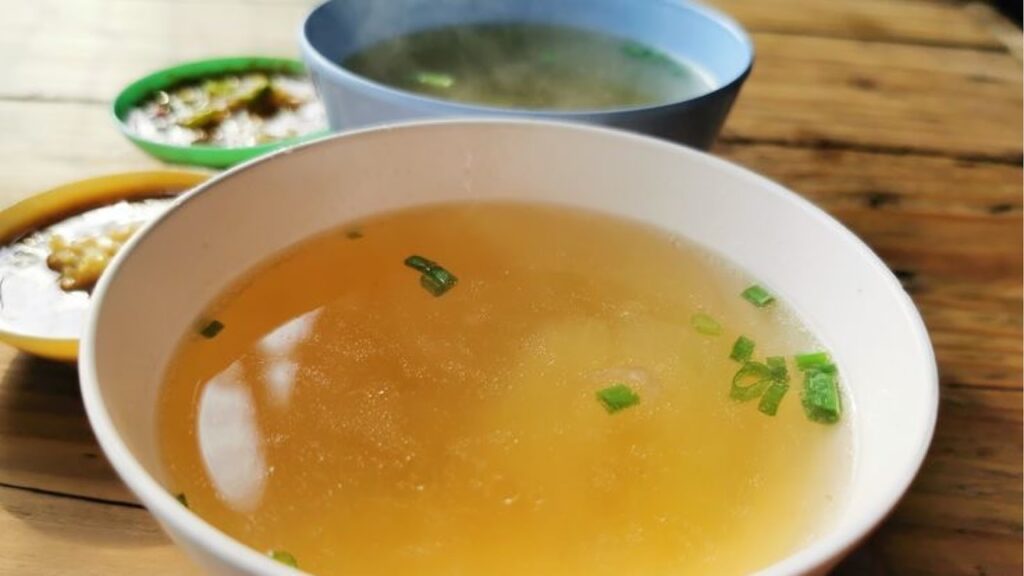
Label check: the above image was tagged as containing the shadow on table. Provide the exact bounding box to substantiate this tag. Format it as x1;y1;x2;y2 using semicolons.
0;352;170;549
0;352;126;497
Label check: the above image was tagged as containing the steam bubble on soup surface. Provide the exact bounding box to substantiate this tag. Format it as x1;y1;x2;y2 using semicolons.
160;202;851;575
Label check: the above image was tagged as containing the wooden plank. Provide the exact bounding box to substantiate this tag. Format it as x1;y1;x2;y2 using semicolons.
2;3;1020;158
1;0;1005;109
715;146;1022;277
0;0;310;101
726;33;1023;159
837;524;1023;576
708;0;1003;48
0;484;190;575
0;347;138;504
0;100;169;208
964;1;1024;61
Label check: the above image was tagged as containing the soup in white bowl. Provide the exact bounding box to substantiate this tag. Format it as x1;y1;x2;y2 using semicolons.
80;120;937;576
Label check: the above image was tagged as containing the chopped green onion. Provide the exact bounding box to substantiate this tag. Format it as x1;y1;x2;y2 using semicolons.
729;336;756;363
801;370;842;424
597;383;640;413
405;255;458;296
766;356;788;381
199;320;224;339
345;229;364;240
795;351;832;371
815;362;838;374
690;312;722;336
425;266;457;288
414;71;454;89
420;269;458;297
758;381;790;416
622;41;658;59
268;550;298;568
729;362;773;402
175;493;188;508
741;284;775;307
404;255;437;274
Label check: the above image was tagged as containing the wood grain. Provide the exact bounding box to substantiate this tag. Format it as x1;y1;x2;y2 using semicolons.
0;348;137;504
709;0;1003;48
0;484;189;575
2;1;1021;161
0;0;1003;109
0;100;165;208
727;33;1023;159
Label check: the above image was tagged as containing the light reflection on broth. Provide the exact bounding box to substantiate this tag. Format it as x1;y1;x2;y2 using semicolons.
160;202;851;575
198;362;267;512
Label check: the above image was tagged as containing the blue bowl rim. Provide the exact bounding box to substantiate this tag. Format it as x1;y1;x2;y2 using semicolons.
299;0;755;117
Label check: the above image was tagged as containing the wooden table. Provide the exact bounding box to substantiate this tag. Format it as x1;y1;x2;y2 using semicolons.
1;0;1020;573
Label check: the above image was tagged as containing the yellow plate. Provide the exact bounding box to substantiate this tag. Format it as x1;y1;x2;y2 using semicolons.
0;170;209;361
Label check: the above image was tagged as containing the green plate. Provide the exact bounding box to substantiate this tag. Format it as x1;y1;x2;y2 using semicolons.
112;56;329;169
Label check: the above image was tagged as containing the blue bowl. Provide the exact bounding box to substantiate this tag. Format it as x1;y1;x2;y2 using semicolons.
300;0;753;149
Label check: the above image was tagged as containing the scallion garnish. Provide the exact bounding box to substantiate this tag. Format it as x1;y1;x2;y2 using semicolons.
795;351;831;371
730;336;755;362
404;255;458;296
690;312;722;336
801;370;842;424
345;229;364;240
404;255;436;274
420;270;456;297
414;71;454;89
199;320;224;339
758;381;790;416
268;550;298;568
741;284;775;307
815;362;838;374
175;492;189;508
729;361;773;402
597;383;640;413
766;356;788;380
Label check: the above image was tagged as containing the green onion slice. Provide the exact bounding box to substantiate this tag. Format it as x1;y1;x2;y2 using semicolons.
404;255;437;274
801;370;842;424
405;255;458;296
175;493;189;508
199;320;224;339
758;381;790;416
766;356;788;381
729;336;755;362
729;362;773;402
815;362;838;374
691;312;722;336
741;284;775;307
597;383;640;413
795;351;832;371
420;270;457;297
414;71;454;89
268;550;298;568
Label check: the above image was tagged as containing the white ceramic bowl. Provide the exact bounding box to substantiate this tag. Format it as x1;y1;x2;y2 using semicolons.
80;120;938;575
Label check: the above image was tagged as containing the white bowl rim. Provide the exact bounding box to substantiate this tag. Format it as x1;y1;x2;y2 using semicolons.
79;118;938;576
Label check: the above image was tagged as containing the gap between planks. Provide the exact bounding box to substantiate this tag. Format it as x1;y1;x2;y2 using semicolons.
0;480;143;510
717;134;1022;166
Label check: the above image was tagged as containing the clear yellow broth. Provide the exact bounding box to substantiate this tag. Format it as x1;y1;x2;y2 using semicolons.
159;202;851;575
